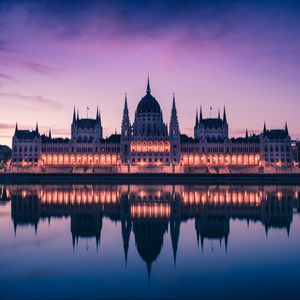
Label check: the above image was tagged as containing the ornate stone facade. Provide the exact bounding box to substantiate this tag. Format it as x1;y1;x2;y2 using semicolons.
10;77;295;173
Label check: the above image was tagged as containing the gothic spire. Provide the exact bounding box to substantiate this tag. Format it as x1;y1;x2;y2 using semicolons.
223;106;227;123
35;122;39;132
169;93;180;138
263;121;267;133
285;122;288;134
49;129;52;138
96;106;99;120
218;108;220;119
146;74;151;94
77;110;79;121
121;93;131;137
15;122;18;133
245;129;249;139
73;106;76;123
195;109;199;127
200;105;203;122
124;93;129;113
98;109;102;126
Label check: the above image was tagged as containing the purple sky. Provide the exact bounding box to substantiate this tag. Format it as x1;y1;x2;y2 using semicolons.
0;0;300;146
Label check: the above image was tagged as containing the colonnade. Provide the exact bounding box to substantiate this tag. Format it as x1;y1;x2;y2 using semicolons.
182;153;261;166
41;153;119;165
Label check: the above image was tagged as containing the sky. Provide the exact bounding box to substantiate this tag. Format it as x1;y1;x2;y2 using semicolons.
0;0;300;146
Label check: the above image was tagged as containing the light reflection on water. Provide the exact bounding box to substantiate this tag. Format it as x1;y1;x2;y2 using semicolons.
0;184;300;299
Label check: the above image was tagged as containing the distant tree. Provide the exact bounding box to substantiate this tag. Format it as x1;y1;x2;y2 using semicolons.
0;145;11;163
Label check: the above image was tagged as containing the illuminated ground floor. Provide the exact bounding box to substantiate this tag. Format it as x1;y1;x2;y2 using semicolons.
7;151;298;174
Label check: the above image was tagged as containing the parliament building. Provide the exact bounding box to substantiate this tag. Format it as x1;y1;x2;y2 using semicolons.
10;78;294;173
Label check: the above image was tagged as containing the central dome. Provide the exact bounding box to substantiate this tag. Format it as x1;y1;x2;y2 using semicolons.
137;94;161;113
136;77;161;113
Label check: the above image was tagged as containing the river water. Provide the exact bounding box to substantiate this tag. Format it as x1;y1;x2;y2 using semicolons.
0;184;299;299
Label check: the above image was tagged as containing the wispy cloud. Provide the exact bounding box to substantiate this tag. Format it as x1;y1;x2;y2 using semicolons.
21;61;60;76
0;123;16;129
0;72;17;84
0;92;63;109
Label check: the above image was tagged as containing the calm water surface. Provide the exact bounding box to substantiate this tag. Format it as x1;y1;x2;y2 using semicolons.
0;184;300;299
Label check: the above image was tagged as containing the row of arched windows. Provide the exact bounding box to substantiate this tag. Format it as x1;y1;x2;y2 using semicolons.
264;145;290;152
14;145;38;152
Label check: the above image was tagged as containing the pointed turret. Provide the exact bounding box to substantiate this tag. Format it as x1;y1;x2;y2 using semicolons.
200;105;203;122
99;110;102;125
146;74;151;94
223;106;227;123
35;122;39;133
169;93;180;138
15;122;18;133
285;122;288;134
218;108;220;119
172;93;176;111
49;129;52;139
73;106;76;123
245;129;249;139
195;110;199;127
77;110;79;121
124;93;129;113
96;106;99;120
263;122;267;134
121;93;131;137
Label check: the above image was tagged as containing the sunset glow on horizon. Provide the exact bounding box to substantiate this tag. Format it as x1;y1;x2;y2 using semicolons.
1;0;300;147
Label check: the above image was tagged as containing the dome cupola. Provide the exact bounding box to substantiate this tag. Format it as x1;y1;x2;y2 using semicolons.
136;77;161;113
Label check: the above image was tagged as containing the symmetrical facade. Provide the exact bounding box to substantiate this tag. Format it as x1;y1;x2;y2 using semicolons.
10;78;295;173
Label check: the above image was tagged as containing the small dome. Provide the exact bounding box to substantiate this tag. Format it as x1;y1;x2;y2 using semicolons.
136;93;161;113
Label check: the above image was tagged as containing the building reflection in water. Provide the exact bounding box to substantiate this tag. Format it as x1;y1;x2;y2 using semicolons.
2;184;300;278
